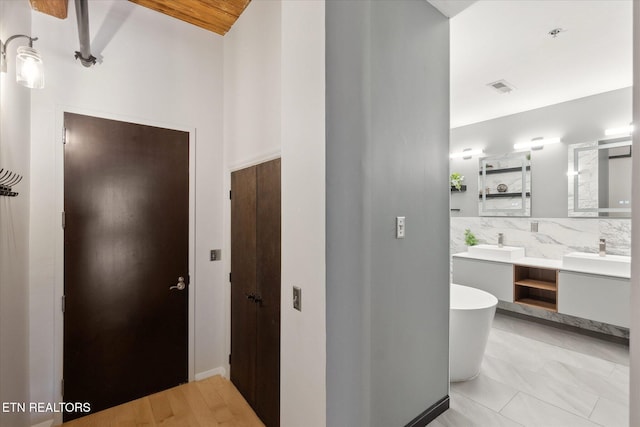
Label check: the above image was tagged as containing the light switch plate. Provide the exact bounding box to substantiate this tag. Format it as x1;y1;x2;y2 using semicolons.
293;286;302;311
210;249;221;261
396;216;406;239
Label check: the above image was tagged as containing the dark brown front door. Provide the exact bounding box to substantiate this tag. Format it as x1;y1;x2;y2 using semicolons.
63;113;189;421
231;158;281;427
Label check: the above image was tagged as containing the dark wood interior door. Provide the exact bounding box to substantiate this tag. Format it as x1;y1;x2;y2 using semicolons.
230;158;281;427
63;113;189;421
230;166;258;406
255;159;281;427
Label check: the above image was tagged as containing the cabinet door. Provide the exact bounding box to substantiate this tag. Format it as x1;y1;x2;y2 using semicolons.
452;257;513;302
230;166;258;406
558;271;630;328
255;159;281;427
231;159;281;427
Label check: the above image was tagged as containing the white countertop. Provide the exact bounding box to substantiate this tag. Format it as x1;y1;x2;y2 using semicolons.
452;252;630;279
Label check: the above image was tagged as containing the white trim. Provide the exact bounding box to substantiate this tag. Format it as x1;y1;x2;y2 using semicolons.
229;148;282;172
31;420;54;427
52;105;197;425
195;366;227;381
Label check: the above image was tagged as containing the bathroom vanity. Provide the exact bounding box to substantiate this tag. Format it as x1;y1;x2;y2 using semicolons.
452;250;631;333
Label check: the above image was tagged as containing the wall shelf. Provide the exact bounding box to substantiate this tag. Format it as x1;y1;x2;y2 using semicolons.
451;185;467;192
479;165;531;175
514;265;558;312
479;192;531;199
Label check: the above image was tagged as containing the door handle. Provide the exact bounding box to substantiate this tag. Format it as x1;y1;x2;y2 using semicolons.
245;293;255;301
170;276;186;291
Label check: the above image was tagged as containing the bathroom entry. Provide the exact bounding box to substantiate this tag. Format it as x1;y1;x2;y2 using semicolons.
230;158;281;427
62;113;189;421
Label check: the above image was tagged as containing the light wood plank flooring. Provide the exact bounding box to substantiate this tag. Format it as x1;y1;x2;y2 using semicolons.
61;375;265;427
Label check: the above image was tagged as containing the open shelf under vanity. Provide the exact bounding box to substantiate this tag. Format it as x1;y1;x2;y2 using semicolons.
513;265;558;312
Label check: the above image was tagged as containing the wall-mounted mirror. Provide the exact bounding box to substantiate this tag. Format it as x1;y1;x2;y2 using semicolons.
568;137;632;217
478;152;531;217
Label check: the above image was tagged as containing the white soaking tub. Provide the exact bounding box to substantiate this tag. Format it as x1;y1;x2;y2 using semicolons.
450;283;498;382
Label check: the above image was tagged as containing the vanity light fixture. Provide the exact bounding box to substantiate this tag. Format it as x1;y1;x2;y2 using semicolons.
604;125;634;137
450;148;484;160
0;34;44;89
513;136;561;151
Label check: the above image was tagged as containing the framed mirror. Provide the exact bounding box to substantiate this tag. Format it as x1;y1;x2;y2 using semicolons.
568;137;632;217
478;152;531;217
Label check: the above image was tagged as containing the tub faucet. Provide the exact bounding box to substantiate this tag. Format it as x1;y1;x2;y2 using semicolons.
599;238;606;257
498;233;504;248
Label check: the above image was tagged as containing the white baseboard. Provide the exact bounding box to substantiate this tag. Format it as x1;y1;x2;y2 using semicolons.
195;366;226;381
31;420;54;427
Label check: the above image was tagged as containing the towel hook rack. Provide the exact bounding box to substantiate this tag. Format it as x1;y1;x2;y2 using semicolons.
0;168;22;197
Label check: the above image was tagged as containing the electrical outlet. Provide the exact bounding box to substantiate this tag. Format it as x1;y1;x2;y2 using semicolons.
293;286;302;311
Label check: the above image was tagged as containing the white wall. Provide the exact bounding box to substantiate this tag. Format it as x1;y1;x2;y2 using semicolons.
29;2;225;424
223;1;326;424
223;0;282;169
280;2;326;425
0;2;32;426
629;2;639;425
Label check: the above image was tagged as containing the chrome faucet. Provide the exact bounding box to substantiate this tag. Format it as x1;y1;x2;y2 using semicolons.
599;238;606;257
498;233;504;248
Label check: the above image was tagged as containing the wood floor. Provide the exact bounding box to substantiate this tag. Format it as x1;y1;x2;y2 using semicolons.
61;375;265;427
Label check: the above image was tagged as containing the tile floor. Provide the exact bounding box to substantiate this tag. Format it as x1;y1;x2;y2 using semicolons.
433;311;630;427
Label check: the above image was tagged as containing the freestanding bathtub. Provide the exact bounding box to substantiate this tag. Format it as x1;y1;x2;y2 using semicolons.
450;283;498;382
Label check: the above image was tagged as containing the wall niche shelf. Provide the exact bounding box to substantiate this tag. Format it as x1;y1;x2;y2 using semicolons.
513;265;558;312
479;165;531;176
479;192;531;199
451;185;467;192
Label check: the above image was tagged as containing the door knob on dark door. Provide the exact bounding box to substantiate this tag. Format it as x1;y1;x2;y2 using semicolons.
245;293;256;301
170;276;186;291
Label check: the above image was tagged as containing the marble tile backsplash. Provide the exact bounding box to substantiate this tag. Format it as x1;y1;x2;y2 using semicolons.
451;217;631;260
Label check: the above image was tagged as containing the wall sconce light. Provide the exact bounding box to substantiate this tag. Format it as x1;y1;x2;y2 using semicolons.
514;136;561;151
450;148;484;160
0;35;44;89
604;125;634;137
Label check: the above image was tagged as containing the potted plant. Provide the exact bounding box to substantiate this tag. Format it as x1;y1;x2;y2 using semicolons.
464;228;478;246
450;172;465;191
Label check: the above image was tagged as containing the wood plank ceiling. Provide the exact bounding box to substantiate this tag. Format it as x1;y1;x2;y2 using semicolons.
28;0;251;36
128;0;251;35
29;0;68;19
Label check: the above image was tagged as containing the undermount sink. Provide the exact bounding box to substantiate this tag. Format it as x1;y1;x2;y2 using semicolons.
467;244;525;261
562;252;631;277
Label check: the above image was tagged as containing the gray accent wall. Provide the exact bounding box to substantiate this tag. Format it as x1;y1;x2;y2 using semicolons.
450;87;632;218
326;1;450;426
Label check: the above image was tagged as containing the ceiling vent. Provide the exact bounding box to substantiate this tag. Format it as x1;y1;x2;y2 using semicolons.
487;79;516;94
